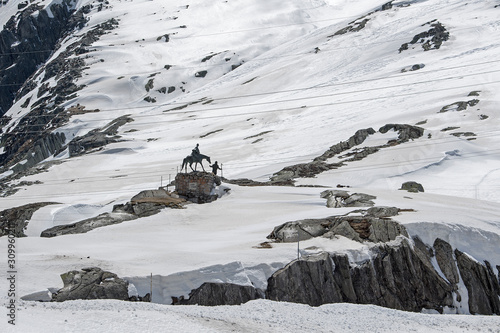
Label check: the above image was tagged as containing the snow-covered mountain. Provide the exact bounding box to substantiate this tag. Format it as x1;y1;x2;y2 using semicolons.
1;0;500;331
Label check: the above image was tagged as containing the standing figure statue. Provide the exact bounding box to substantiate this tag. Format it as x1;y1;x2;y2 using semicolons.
210;161;222;176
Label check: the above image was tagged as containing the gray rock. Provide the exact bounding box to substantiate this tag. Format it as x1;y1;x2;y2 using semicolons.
266;239;454;312
0;202;59;237
366;206;400;218
52;267;129;302
321;190;376;208
367;219;408;243
269;213;407;244
343;193;376;207
324;220;362;242
175;282;264;306
40;212;137;237
433;238;459;285
455;250;500;315
400;181;424;193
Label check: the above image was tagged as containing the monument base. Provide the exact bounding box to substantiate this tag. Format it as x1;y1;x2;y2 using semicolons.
175;171;222;203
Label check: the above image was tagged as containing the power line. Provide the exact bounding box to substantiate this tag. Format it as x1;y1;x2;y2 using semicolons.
3;128;500;189
2;67;498;134
3;147;500;201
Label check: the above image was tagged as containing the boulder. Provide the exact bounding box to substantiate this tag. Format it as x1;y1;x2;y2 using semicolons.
175;282;264;306
321;190;376;207
400;181;424;193
52;267;129;302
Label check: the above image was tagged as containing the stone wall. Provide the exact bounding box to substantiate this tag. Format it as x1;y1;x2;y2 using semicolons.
175;171;220;203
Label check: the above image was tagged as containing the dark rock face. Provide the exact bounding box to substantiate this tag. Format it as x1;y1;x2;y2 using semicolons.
433;238;459;285
52;267;129;302
0;1;86;115
455;250;500;315
266;240;454;312
175;282;264;306
0;202;59;237
0;18;119;175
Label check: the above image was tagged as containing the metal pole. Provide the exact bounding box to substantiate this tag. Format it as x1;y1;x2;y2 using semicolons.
161;176;163;188
150;273;153;302
297;225;300;260
221;163;223;178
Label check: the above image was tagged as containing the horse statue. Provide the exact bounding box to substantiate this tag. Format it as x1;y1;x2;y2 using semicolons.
181;153;211;172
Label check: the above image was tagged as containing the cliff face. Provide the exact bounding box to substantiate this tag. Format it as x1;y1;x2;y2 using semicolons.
0;0;86;115
264;237;500;315
266;239;455;313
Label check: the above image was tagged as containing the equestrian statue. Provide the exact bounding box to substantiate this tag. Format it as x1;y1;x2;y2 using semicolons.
181;144;211;172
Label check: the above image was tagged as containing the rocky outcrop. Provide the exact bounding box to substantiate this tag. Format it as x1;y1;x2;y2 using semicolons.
0;1;87;115
399;21;449;53
0;202;59;237
266;239;454;312
400;181;424;193
174;282;264;306
267;208;408;243
270;124;424;182
40;211;137;238
455;250;500;315
52;267;129;302
41;188;186;237
320;190;376;208
0;17;119;175
68;115;133;157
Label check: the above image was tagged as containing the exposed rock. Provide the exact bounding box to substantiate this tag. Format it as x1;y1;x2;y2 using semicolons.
0;202;59;237
41;188;185;237
400;181;424;193
433;238;459;285
68;115;133;157
270;124;424;183
268;212;408;244
399;22;449;53
378;124;424;142
321;190;376;208
266;239;454;312
195;70;208;78
455;250;500;315
175;171;221;203
366;206;400;218
40;211;137;237
52;267;129;302
0;2;87;115
439;99;479;113
175;282;264;306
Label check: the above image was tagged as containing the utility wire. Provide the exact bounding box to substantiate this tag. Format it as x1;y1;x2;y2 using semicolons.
2;69;498;134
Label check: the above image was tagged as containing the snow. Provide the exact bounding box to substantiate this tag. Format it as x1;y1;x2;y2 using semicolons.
1;0;500;330
5;298;500;333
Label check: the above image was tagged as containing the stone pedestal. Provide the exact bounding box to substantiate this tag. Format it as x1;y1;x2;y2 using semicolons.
175;172;221;203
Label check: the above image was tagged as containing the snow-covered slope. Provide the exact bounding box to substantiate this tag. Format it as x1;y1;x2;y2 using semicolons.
1;0;500;331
